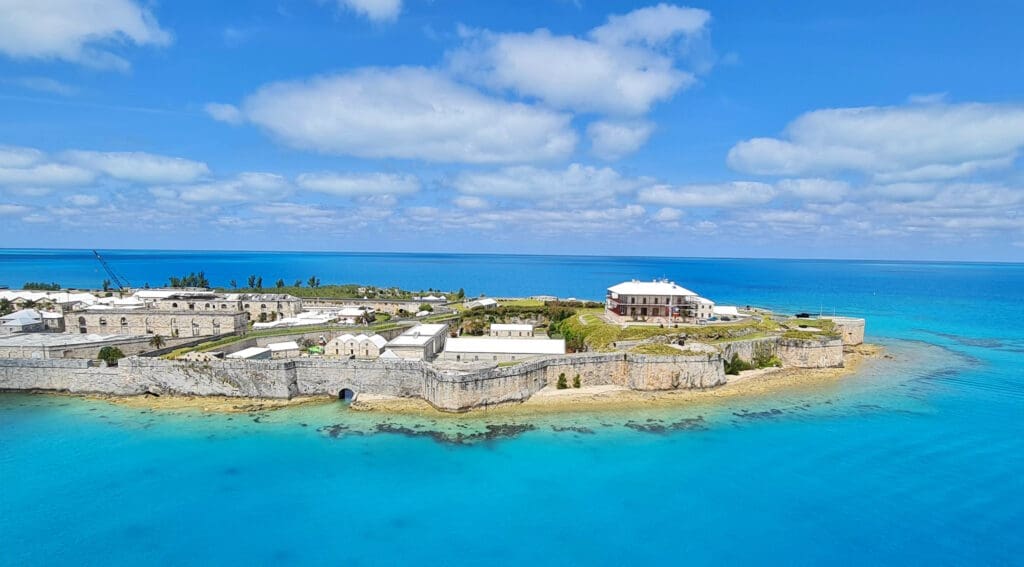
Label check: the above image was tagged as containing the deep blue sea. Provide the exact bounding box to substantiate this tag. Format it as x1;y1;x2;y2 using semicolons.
1;249;1022;565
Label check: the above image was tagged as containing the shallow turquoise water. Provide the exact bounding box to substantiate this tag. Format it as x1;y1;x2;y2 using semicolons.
1;252;1022;565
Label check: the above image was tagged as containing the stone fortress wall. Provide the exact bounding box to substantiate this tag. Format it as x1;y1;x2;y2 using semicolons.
0;334;848;412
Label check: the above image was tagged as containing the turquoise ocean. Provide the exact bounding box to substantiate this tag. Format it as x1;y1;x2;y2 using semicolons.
1;249;1022;565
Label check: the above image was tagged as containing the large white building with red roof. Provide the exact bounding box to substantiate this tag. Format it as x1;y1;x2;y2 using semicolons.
605;280;715;323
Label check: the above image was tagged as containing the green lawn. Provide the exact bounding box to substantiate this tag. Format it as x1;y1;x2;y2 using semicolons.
497;298;547;308
557;310;782;352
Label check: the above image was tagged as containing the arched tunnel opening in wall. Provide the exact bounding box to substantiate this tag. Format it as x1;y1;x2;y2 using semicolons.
339;388;356;402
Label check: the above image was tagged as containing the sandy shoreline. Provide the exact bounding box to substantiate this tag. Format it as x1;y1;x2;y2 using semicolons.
59;344;883;416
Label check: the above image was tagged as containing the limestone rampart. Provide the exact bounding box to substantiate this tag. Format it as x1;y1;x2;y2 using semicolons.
777;338;844;368
1;335;849;411
719;337;779;365
826;317;865;346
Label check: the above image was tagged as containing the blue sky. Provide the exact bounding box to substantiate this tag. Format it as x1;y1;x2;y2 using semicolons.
0;0;1022;261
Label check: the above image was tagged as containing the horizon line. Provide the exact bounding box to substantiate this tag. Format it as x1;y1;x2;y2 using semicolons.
1;246;1022;266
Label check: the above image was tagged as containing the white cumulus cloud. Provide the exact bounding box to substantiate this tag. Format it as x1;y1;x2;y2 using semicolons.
174;173;290;203
236;67;576;164
0;163;96;186
63;150;210;184
450;163;651;201
448;4;711;115
65;193;100;206
777;178;850;202
587;120;655;160
453;196;489;209
0;204;30;215
727;102;1024;181
204;103;244;125
638;181;776;207
0;0;171;70
336;0;402;22
652;207;683;222
0;145;44;168
296;172;420;196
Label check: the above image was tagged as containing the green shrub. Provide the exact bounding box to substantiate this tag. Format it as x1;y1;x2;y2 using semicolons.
572;374;581;388
556;372;568;389
98;346;125;366
752;343;780;368
723;353;754;375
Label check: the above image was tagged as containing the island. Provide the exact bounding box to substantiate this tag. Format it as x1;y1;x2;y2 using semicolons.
0;279;871;413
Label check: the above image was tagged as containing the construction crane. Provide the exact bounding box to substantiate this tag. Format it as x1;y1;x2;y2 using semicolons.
92;250;131;292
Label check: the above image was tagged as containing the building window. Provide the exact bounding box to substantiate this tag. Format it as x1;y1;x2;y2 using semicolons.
78;316;87;334
205;303;211;309
261;304;267;310
221;304;227;309
171;303;178;308
188;303;195;310
99;317;107;327
120;317;127;330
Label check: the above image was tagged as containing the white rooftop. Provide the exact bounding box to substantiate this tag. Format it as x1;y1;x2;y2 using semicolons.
1;309;41;325
607;280;697;297
0;333;136;348
388;324;447;347
267;341;300;352
490;324;533;332
466;298;499;308
0;290;99;305
227;347;272;359
444;338;565;355
713;306;742;317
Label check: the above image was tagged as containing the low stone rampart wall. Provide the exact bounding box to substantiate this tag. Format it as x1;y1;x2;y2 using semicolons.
826;317;865;346
777;338;844;368
0;335;849;411
719;337;779;365
120;358;297;398
1;358;125;394
293;358;426;399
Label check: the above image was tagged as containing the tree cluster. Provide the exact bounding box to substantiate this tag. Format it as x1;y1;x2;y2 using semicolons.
168;272;210;288
23;282;60;291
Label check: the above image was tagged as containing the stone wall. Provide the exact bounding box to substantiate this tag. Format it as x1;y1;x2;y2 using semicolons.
0;334;849;411
0;358;126;394
719;337;779;365
620;354;725;390
67;310;247;338
293;358;425;399
119;358;297;398
777;338;844;368
826;317;865;346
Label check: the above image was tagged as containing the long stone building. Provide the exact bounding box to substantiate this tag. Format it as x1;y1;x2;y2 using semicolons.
66;309;247;338
136;290;303;322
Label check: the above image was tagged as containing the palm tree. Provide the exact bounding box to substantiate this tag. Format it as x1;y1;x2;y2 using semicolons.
148;334;166;349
